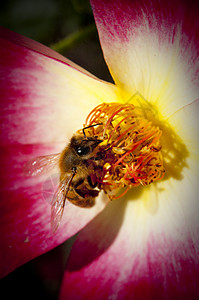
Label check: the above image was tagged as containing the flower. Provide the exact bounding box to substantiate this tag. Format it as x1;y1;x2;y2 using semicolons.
0;0;199;299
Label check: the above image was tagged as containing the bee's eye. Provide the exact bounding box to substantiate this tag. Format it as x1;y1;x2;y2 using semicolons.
76;146;91;156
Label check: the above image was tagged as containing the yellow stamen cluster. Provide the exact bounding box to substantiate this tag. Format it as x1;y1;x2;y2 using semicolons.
83;103;165;198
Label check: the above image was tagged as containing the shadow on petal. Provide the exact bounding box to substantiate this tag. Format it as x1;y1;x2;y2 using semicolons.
67;186;144;271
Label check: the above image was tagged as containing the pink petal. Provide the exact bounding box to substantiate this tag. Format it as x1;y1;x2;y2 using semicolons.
60;99;199;299
0;26;97;79
60;200;199;299
90;0;199;117
0;143;108;279
0;27;118;146
0;28;118;278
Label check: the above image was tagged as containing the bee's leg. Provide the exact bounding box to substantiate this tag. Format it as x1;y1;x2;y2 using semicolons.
87;175;97;188
74;178;84;189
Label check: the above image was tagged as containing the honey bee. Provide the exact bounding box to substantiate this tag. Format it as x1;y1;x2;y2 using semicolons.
25;102;165;232
25;124;103;232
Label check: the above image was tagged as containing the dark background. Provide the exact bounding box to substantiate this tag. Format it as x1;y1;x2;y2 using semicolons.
0;0;112;299
0;0;113;81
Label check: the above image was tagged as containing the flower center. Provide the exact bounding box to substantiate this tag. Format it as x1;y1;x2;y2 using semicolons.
80;102;165;199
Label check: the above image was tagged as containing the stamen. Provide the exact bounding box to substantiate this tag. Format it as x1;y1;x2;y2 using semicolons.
84;103;165;198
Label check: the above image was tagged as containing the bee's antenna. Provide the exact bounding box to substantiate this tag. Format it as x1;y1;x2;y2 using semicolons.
82;123;103;137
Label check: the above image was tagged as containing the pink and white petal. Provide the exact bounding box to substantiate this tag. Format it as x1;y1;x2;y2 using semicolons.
60;101;199;299
0;27;119;146
0;144;108;279
90;0;199;118
0;28;119;278
0;26;98;80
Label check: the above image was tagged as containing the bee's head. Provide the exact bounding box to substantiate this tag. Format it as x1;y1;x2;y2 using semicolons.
71;134;102;157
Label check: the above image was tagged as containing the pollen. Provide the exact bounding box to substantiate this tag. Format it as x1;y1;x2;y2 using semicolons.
83;103;165;199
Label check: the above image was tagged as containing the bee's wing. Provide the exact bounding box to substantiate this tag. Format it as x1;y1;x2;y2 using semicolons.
24;153;60;176
51;172;75;233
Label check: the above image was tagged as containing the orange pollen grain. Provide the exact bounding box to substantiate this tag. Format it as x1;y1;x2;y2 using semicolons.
84;103;165;197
